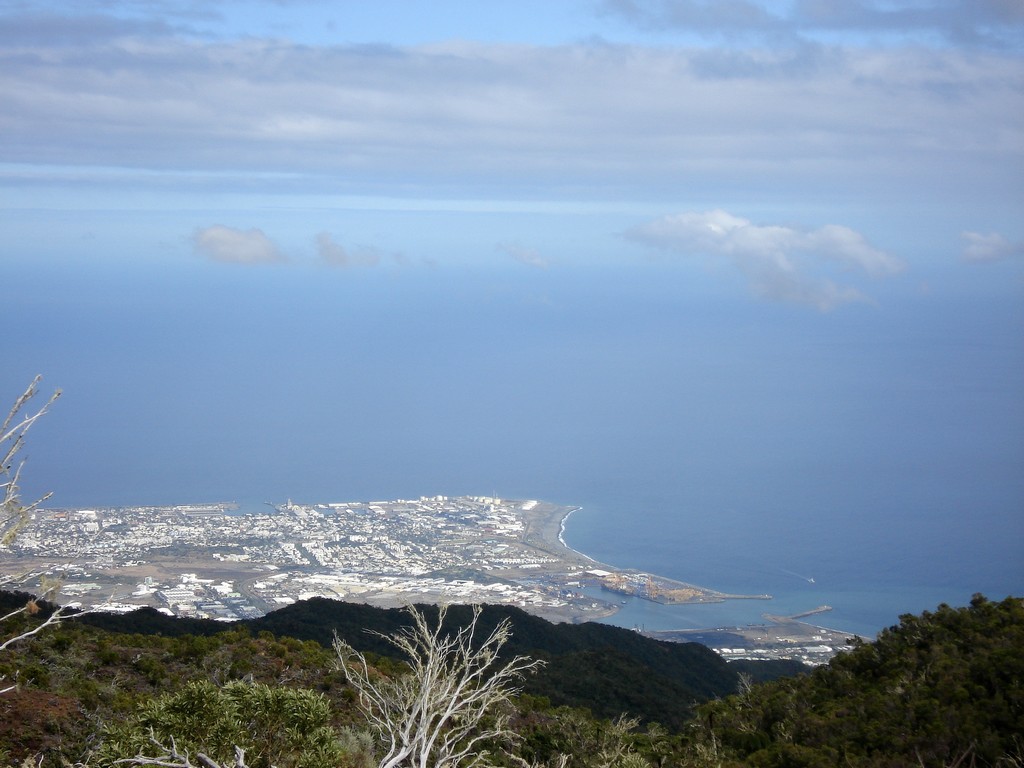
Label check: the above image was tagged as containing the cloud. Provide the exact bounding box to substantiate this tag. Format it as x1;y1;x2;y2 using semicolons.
315;232;382;268
626;209;904;310
792;0;1024;48
497;242;548;269
0;28;1019;206
193;225;285;264
803;224;905;277
0;12;182;46
601;0;1024;49
961;231;1024;263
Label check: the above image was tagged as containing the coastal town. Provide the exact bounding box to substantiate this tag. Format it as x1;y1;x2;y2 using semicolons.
1;495;852;663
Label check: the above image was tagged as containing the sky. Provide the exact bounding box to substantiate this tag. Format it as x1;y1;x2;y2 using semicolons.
2;2;1023;618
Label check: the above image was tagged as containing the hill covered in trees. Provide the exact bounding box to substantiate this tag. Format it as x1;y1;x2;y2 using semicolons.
693;594;1024;767
77;596;805;728
1;591;1021;767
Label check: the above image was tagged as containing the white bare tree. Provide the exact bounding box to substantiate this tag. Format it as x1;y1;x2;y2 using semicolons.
334;604;543;768
2;375;60;545
1;375;68;693
116;736;251;768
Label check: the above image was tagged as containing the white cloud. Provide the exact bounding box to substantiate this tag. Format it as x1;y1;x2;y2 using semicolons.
0;31;1019;205
497;242;548;269
626;209;903;310
804;224;904;277
315;232;382;268
961;231;1024;263
601;0;1024;48
193;225;285;264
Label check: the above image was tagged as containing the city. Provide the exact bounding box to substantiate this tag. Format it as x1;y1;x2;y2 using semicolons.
2;495;852;663
4;497;625;621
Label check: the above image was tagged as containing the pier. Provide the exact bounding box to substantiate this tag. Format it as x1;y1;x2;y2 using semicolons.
763;605;833;623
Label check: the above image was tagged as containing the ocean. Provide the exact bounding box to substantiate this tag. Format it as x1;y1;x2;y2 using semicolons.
560;492;1019;638
5;262;1023;638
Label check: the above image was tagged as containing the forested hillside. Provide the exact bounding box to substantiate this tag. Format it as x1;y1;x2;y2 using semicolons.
1;592;1020;767
81;596;804;728
692;594;1023;767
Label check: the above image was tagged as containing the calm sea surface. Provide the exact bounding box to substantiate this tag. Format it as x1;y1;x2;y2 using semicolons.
560;491;1021;638
8;265;1023;638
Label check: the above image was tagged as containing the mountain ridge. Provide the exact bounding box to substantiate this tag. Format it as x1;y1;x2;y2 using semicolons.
67;593;806;727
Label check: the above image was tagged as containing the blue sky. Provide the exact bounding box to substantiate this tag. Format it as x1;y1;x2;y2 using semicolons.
2;2;1023;614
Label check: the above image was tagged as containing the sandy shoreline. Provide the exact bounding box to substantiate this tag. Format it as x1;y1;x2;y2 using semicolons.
556;506;595;562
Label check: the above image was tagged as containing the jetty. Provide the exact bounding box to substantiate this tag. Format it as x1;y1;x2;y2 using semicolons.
763;605;833;623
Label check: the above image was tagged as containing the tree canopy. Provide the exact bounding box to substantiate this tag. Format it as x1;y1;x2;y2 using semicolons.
694;594;1024;767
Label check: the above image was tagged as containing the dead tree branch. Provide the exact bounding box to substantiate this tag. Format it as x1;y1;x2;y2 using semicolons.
1;375;65;695
117;735;249;768
2;375;60;545
335;604;543;768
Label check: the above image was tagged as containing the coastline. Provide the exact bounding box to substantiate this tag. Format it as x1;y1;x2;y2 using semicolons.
540;499;868;651
7;494;866;655
522;499;772;611
557;506;595;562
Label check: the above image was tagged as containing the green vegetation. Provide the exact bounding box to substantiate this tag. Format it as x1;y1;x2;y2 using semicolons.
93;680;368;768
79;597;792;728
0;591;1020;767
692;594;1024;767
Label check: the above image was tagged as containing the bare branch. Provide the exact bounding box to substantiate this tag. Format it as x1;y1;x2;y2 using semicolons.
0;602;80;652
0;599;94;693
336;604;543;768
2;375;60;546
1;376;72;693
116;735;248;768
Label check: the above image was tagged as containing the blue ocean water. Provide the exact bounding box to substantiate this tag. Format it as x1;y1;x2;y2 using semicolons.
560;493;1020;638
5;261;1023;638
